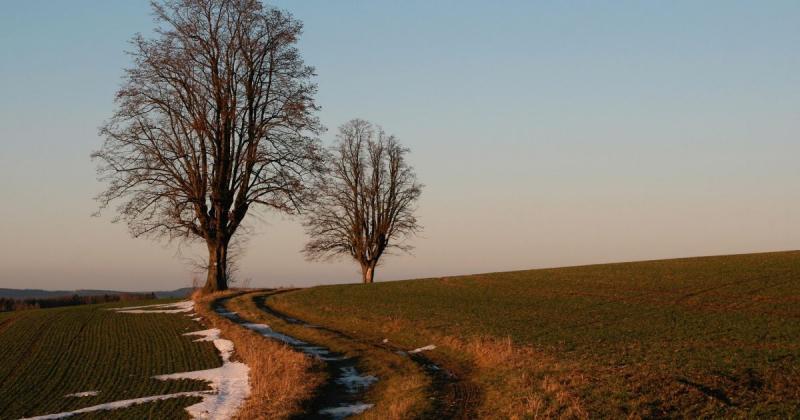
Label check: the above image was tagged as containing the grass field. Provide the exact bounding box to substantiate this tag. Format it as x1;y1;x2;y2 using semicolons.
0;300;219;419
269;251;800;417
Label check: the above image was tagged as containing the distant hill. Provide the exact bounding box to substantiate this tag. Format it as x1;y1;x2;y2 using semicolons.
0;287;195;300
153;287;196;299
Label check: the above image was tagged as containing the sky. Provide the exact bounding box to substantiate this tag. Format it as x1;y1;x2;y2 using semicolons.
1;1;799;291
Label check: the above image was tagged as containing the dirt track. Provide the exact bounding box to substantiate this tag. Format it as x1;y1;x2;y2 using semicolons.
252;291;481;419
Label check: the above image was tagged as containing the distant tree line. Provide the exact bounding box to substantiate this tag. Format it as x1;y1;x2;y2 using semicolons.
0;293;156;312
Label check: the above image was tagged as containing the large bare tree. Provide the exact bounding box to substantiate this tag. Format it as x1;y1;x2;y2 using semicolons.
303;119;422;283
93;0;322;293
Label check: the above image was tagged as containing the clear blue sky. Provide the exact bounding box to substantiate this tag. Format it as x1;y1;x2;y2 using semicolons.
1;1;799;290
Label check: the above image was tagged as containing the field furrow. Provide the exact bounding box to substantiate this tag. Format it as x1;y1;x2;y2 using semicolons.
0;300;219;419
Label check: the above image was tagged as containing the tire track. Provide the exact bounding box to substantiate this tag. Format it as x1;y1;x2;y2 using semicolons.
253;291;481;419
215;295;376;419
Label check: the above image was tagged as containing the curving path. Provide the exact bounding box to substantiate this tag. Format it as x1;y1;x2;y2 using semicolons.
252;291;481;419
214;296;376;419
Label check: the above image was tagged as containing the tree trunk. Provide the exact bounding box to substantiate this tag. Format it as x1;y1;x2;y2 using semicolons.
362;263;375;284
204;240;229;293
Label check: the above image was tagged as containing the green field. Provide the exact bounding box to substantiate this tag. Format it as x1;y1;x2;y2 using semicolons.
3;251;798;418
270;251;800;417
0;300;219;419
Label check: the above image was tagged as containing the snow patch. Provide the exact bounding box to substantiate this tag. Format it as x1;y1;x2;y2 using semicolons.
21;391;210;419
218;305;375;418
30;305;252;420
240;322;306;346
154;328;250;419
318;403;374;418
409;344;436;354
335;366;378;392
112;300;194;314
217;310;238;319
64;391;99;398
239;323;346;360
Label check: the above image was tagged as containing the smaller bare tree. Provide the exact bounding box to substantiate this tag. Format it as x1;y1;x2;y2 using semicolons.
303;119;422;283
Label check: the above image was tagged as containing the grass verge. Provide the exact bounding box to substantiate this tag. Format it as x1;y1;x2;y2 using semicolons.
194;291;323;419
224;290;432;419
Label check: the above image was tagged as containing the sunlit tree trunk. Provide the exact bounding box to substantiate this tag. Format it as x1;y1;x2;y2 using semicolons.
205;240;229;293
361;263;376;284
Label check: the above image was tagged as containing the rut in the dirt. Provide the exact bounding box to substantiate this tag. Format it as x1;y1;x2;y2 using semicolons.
214;297;376;419
253;292;481;419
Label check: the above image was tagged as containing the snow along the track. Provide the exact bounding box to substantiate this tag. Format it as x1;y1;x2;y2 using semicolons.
23;301;250;420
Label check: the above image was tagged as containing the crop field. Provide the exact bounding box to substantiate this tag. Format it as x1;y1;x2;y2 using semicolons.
0;300;219;419
269;251;800;417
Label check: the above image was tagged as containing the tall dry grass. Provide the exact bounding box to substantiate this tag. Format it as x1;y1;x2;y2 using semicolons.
193;291;324;419
449;335;587;419
333;313;589;419
228;291;432;420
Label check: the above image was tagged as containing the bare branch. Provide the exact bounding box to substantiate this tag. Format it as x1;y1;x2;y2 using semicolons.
94;0;322;292
303;119;422;283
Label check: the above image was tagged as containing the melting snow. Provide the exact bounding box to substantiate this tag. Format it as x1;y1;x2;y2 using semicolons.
239;323;347;361
240;322;306;346
154;328;250;419
409;344;436;354
63;391;99;398
335;366;377;392
221;306;376;418
30;304;251;420
21;391;211;419
318;403;374;419
112;300;195;314
217;311;238;319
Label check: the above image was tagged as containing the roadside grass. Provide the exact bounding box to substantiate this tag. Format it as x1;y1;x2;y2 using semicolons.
270;251;800;417
193;291;322;419
224;291;432;419
0;299;218;419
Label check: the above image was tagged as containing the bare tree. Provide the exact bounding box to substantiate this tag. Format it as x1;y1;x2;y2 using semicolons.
303;119;422;283
93;0;322;293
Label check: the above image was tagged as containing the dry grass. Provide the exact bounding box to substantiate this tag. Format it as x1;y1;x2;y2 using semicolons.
225;291;431;419
193;290;323;419
455;335;587;419
369;317;588;419
270;295;587;419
